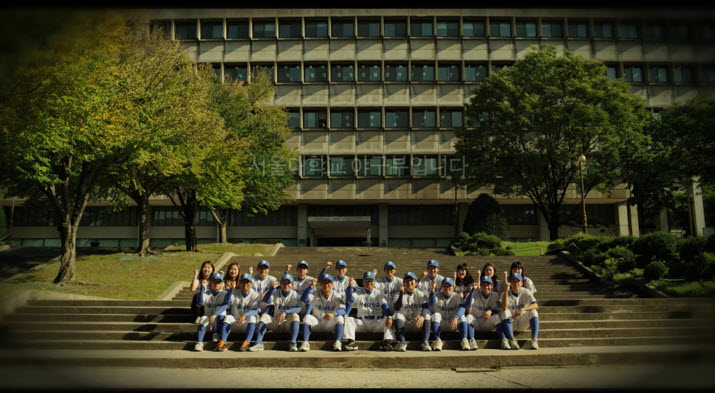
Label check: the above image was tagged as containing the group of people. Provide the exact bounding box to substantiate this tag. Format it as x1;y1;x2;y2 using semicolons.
189;258;540;352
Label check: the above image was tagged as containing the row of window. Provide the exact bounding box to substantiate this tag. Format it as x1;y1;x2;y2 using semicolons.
152;17;715;42
299;155;465;178
286;108;463;129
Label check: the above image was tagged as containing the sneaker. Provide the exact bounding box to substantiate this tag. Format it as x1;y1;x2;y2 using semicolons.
500;338;511;350
299;341;311;352
432;338;442;352
214;340;227;352
398;342;407;352
531;339;539;350
344;339;358;351
469;338;479;350
460;338;470;351
333;340;342;351
194;342;204;352
289;343;298;352
194;316;201;324
249;343;264;352
212;333;219;342
379;340;393;352
509;339;520;350
239;341;250;352
421;342;432;351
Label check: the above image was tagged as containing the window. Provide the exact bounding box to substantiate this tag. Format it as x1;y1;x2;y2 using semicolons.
303;110;327;128
412;109;436;128
491;63;511;73
670;22;691;42
175;21;197;40
196;208;216;226
541;21;563;38
330;110;354;129
358;63;381;82
279;20;301;38
411;19;433;37
251;64;274;82
358;156;383;177
411;63;435;82
225;64;247;82
516;20;537;38
644;23;665;41
358;19;380;37
287;109;301;129
463;19;485;37
331;64;355;82
305;19;328;38
79;207;139;227
605;64;618;80
440;109;463;128
490;20;512;37
648;65;669;83
465;63;487;82
593;22;613;39
385;63;408;82
385;109;409;128
302;156;325;177
623;65;643;83
674;65;694;83
150;20;171;39
412;155;440;177
384;19;407;37
332;19;354;38
329;156;356;177
358;109;381;129
277;64;301;83
436;20;459;37
211;64;222;79
388;205;454;225
438;63;460;81
618;22;639;39
252;20;276;39
304;64;328;82
232;206;297;226
152;207;184;226
441;156;465;178
201;20;222;39
385;156;409;177
502;205;537;225
227;20;249;39
568;21;589;38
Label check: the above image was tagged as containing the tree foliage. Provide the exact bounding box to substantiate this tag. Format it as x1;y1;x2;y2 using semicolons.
455;45;649;240
463;193;508;238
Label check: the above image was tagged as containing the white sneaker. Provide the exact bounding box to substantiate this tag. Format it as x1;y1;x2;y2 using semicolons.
421;342;432;351
500;338;511;350
460;338;470;351
509;339;520;350
212;333;219;342
194;342;204;351
469;338;478;350
194;316;201;324
249;343;264;352
398;342;407;352
299;342;311;352
432;339;442;351
289;343;298;352
531;339;539;350
333;340;342;351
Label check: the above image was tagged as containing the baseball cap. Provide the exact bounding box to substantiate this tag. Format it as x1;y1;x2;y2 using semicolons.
363;271;376;281
257;260;270;268
297;260;309;268
442;277;454;287
480;276;494;285
403;272;418;281
211;272;224;282
281;273;294;284
239;273;253;282
427;259;440;268
321;274;335;283
384;261;396;270
336;260;348;268
510;273;524;282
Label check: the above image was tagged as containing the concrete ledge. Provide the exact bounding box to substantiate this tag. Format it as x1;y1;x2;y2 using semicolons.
213;252;236;273
0;290;112;320
157;281;191;301
268;243;284;257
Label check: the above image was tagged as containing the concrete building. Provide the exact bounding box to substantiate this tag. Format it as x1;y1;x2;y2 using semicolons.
3;8;714;248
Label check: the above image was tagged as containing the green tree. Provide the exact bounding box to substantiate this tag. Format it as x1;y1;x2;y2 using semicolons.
463;193;508;239
455;46;648;240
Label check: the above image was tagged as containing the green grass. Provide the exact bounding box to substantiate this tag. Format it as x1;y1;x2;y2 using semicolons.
654;280;715;297
502;241;551;256
0;243;274;301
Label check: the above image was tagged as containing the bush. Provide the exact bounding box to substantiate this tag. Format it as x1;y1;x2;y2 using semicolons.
492;247;515;256
631;232;680;268
451;232;507;256
547;238;566;252
608;246;636;273
643;261;668;282
580;248;608;267
598;235;635;252
463;194;509;239
705;233;715;253
564;233;603;254
678;236;706;263
683;252;715;286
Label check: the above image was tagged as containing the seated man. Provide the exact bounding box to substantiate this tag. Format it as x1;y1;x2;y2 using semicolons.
317;260;357;297
500;271;540;350
418;259;445;296
344;271;393;352
194;272;229;351
463;273;504;351
393;272;432;352
252;260;278;312
300;274;348;352
252;273;302;352
428;277;467;351
218;273;260;352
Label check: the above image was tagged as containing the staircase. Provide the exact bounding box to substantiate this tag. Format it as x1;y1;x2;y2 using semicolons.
2;247;715;368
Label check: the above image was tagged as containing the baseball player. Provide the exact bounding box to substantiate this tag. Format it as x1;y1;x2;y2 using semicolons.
300;274;348;352
418;259;445;296
375;261;403;314
343;271;393;351
252;260;278;309
428;277;467;351
510;261;537;294
290;260;315;298
218;272;261;352
252;273;303;352
463;272;504;351
393;271;432;352
500;271;540;350
194;272;229;351
317;260;357;297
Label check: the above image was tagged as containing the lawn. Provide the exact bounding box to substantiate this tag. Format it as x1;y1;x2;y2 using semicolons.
502;241;551;256
654;280;715;297
0;243;274;301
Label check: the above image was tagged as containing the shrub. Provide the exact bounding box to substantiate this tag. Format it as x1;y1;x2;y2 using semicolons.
631;232;680;268
580;248;608;267
463;194;509;239
452;232;506;256
678;236;706;264
599;235;635;252
547;238;566;252
492;247;515;256
705;233;715;253
643;261;668;282
564;233;603;254
608;246;636;273
683;252;715;286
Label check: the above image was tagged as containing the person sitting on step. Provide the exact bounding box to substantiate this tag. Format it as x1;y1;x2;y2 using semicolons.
190;260;215;324
481;262;504;294
317;260;357;297
194;272;229;352
418;259;445;296
510;261;537;294
251;273;303;352
428;277;468;351
393;272;432;352
217;273;261;352
453;263;475;302
463;271;504;351
344;271;394;352
299;274;348;352
499;271;540;350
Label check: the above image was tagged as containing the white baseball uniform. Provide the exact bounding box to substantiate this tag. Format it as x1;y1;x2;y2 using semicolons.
259;288;302;333
523;276;537;293
376;276;403;313
430;291;466;325
292;275;314;314
466;290;503;331
331;275;357;297
252;274;278;312
503;287;539;332
303;289;346;332
224;288;261;331
344;287;392;341
197;289;230;331
394;289;431;332
417;274;445;296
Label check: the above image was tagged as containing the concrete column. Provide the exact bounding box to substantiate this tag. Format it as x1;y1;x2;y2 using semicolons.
379;204;388;247
456;203;469;234
690;178;706;236
656;208;669;232
537;210;550;241
616;202;630;236
627;203;640;237
297;205;308;247
309;228;317;248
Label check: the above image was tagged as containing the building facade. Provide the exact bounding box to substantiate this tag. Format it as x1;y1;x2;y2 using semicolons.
3;8;714;248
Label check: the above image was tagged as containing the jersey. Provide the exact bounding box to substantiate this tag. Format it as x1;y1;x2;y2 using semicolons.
394;290;429;320
252;274;278;312
523;276;537;293
263;289;302;315
331;275;357;297
431;291;463;321
199;289;230;317
227;289;261;319
469;291;502;317
349;288;388;319
506;287;538;315
375;276;403;312
417;274;445;296
490;278;504;293
307;290;346;320
292;275;315;297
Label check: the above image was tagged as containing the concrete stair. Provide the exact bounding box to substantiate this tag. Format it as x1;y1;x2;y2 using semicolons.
2;247;715;369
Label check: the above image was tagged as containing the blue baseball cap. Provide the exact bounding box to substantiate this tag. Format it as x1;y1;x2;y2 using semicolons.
336;260;348;268
384;261;396;270
480;276;493;285
442;277;454;287
239;273;253;282
321;274;334;283
427;259;439;268
363;271;376;281
403;272;418;281
298;260;309;268
281;273;294;283
211;272;224;282
510;273;524;282
257;260;270;268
